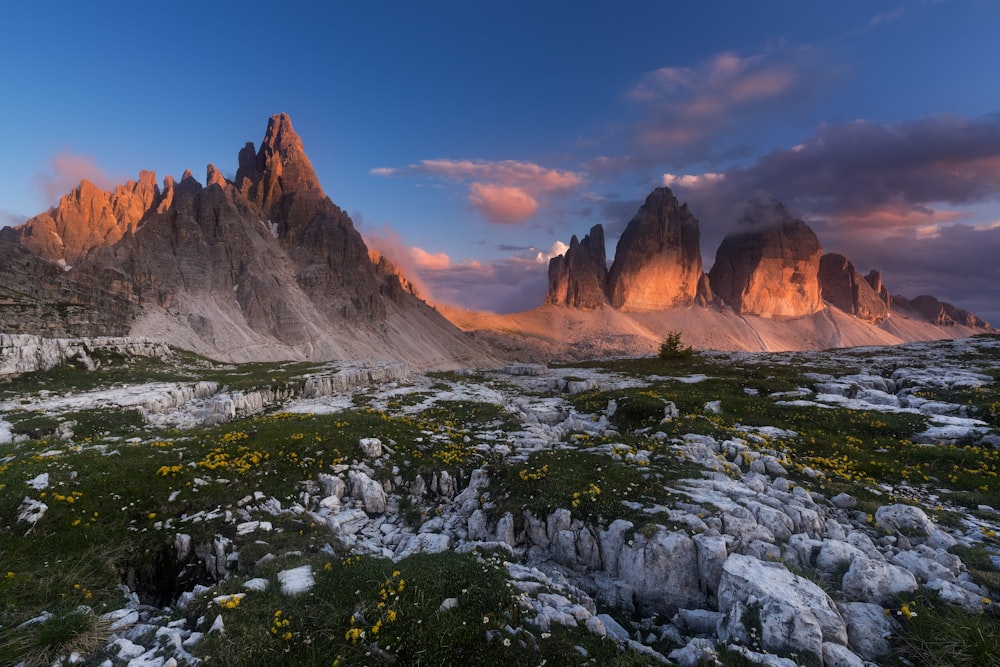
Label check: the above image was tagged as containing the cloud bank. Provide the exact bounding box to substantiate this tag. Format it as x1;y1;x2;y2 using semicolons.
363;222;567;313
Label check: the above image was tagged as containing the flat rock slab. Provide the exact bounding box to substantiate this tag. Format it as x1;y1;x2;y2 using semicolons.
278;565;315;596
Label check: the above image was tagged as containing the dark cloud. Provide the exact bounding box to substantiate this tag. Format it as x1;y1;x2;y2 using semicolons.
676;114;1000;228
420;257;549;314
819;222;1000;327
655;114;1000;324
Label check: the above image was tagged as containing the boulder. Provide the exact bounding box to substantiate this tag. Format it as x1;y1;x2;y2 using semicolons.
874;504;937;538
348;471;387;514
840;555;918;603
717;553;847;659
616;526;704;615
837;601;895;660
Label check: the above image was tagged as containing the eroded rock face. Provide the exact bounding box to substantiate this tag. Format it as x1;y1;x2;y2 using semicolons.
708;199;823;317
864;270;891;306
545;224;608;309
717;553;848;659
606;187;703;311
818;253;890;323
7;171;160;266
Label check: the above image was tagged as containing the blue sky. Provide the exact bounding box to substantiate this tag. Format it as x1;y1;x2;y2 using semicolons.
3;1;1000;323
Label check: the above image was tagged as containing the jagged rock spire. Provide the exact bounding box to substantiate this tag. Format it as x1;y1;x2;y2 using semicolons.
545;224;608;309
236;113;322;213
818;253;890;323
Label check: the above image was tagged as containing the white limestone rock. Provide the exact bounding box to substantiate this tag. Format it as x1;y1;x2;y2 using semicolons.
359;437;383;458
717;553;847;659
394;532;451;560
277;565;315;596
16;496;47;524
349;470;387;514
841;555;918;603
875;504;937;538
822;641;866;667
617;527;704;615
815;539;864;573
317;473;346;499
837;601;895;660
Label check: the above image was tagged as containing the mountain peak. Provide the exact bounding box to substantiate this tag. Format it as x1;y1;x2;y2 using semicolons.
605;186;703;311
545;223;608;309
236;113;321;212
709;199;823;317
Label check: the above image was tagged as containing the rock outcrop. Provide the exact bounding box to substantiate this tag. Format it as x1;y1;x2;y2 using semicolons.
545;224;608;309
818;253;890;323
864;269;890;306
708;199;823;317
606;187;703;311
3;171;160;266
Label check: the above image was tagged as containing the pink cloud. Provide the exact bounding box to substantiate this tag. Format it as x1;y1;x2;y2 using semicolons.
35;151;119;203
827;205;965;232
467;183;539;224
359;226;559;313
360;224;434;299
371;158;584;224
416;254;550;314
410;246;452;270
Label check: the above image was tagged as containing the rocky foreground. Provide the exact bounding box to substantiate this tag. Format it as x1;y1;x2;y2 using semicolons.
2;336;1000;665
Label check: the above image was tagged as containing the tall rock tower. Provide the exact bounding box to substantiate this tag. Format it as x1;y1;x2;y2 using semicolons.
606;187;703;311
708;198;823;317
545;224;608;309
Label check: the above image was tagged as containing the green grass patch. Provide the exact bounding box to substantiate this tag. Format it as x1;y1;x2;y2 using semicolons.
890;590;1000;666
192;551;657;666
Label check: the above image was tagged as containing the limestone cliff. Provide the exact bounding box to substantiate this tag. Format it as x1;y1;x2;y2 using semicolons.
545;224;608;309
818;253;890;324
708;199;823;317
606;187;703;311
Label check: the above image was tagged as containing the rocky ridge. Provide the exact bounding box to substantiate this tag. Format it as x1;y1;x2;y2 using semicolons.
545;224;608;309
0;114;492;369
818;253;891;324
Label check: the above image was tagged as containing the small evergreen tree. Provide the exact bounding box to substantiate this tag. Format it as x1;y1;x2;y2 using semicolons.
658;330;693;359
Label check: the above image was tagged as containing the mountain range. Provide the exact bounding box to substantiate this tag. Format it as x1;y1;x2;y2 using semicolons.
0;114;992;366
446;187;993;359
0;115;490;368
